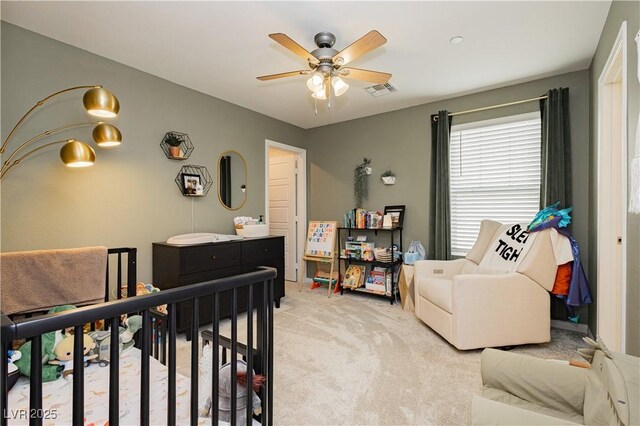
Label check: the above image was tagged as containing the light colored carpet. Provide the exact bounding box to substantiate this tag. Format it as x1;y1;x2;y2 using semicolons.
177;281;587;425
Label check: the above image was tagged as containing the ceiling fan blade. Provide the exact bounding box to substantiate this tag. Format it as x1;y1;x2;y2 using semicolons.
269;33;316;63
340;67;391;84
257;70;309;81
332;30;387;66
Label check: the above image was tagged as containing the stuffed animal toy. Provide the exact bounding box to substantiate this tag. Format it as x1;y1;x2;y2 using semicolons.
13;305;77;382
49;332;98;380
120;315;142;347
6;350;21;391
136;282;168;314
89;314;142;363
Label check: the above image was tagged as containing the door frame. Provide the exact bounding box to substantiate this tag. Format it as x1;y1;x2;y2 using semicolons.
265;139;307;284
596;20;627;352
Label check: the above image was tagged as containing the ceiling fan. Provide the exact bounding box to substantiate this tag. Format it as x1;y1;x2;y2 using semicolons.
257;30;391;108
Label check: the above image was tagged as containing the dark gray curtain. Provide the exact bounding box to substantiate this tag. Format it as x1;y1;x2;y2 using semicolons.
540;88;572;208
428;110;452;260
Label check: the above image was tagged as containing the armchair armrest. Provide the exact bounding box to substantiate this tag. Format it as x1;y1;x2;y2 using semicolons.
451;273;551;349
469;396;581;425
480;348;587;418
414;258;467;280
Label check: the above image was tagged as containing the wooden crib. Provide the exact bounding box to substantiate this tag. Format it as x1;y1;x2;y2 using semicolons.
1;247;275;425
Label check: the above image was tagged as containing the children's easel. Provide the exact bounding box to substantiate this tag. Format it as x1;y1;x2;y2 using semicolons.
302;221;338;297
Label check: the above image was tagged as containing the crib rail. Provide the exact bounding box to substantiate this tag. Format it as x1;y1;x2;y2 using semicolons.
1;267;276;426
106;247;137;300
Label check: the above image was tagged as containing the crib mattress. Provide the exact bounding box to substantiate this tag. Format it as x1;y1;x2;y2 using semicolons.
7;348;233;425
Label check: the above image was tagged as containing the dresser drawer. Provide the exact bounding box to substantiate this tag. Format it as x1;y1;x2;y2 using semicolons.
242;238;283;263
180;243;241;274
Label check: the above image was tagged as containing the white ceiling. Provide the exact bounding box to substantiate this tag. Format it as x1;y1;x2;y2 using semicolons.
2;1;611;129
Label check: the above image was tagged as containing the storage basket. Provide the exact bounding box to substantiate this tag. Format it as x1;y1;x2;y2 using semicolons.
374;248;393;262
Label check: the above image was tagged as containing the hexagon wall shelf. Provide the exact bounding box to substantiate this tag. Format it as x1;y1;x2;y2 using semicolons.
160;131;194;160
175;164;213;197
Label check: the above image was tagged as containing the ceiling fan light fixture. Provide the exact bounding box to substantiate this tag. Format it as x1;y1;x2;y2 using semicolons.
331;76;349;97
311;85;327;100
306;72;324;91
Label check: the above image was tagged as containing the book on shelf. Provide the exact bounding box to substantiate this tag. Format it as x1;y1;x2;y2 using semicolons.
343;209;384;229
366;267;389;293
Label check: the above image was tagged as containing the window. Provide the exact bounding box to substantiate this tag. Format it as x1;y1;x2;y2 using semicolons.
449;112;541;256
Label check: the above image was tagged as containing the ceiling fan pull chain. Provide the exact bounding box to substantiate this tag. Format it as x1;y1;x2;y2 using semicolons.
314;98;318;116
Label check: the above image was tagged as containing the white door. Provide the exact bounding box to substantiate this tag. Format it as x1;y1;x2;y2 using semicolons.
269;149;297;281
597;22;627;352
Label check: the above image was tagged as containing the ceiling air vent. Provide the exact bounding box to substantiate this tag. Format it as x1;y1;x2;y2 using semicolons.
365;82;399;97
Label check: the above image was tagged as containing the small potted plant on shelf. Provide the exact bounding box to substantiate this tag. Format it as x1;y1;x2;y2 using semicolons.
381;170;396;185
165;133;183;158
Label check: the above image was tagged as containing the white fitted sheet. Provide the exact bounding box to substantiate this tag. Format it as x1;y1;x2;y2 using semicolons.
7;347;237;425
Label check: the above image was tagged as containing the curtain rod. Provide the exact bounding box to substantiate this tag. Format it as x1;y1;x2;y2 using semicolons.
433;95;548;121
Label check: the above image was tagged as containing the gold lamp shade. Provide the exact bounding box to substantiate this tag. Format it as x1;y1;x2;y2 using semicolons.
60;139;96;168
83;87;120;118
93;123;122;147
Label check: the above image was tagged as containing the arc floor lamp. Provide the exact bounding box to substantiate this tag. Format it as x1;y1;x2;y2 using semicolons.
0;85;122;179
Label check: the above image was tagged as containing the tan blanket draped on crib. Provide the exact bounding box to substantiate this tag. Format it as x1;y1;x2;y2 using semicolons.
0;246;107;315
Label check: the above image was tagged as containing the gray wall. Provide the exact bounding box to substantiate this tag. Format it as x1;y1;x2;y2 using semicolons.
307;71;590;296
0;23;305;283
588;0;639;355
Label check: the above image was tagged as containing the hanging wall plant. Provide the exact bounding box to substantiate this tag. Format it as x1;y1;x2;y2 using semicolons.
381;169;396;185
354;158;371;207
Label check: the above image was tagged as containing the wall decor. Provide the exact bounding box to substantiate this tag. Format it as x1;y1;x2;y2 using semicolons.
217;150;247;210
161;131;193;160
354;158;371;208
181;173;201;195
381;170;396;185
383;205;405;229
174;164;212;197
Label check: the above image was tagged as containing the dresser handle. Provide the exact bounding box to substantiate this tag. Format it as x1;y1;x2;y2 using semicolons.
211;256;216;260
264;248;268;252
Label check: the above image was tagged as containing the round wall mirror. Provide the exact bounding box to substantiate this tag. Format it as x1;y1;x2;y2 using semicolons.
217;150;247;210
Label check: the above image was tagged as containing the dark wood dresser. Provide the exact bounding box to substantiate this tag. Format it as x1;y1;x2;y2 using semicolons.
152;236;284;333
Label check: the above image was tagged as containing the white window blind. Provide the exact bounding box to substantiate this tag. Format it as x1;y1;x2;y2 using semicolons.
449;113;541;256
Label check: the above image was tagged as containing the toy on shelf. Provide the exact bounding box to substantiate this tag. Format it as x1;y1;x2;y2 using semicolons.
342;265;365;289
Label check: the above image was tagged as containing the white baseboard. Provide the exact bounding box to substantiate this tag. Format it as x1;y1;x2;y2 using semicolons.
551;319;589;336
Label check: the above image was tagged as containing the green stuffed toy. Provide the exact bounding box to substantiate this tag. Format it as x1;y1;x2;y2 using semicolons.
13;305;77;382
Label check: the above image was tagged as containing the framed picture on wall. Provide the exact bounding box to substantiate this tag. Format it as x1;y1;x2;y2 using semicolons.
181;173;200;195
384;205;405;229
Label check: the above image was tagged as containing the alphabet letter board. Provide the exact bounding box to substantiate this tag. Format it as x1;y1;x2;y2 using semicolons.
304;221;337;259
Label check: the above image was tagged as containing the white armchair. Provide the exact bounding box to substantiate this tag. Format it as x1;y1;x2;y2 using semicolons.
414;219;568;350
